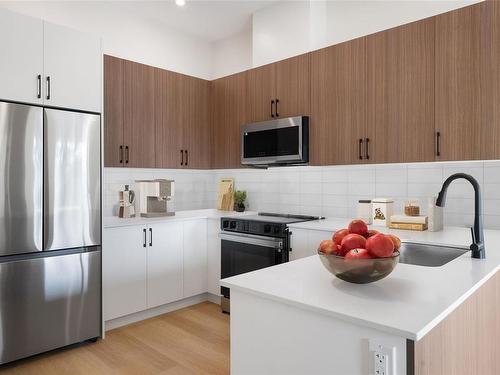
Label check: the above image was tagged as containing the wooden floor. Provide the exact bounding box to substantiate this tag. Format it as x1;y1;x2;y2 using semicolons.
1;302;230;375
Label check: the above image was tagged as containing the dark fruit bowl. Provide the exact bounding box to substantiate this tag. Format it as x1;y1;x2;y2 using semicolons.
318;250;400;284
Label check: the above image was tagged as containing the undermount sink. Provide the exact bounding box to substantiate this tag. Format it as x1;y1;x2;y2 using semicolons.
398;242;469;267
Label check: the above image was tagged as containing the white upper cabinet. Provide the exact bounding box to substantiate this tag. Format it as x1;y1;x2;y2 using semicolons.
0;8;43;104
43;21;102;112
183;219;208;298
147;221;184;308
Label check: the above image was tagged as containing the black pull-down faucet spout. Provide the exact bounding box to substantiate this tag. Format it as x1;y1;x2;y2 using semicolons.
436;173;485;259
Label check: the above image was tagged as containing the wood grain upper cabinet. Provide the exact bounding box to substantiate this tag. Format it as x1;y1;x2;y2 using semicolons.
246;54;310;123
155;71;210;169
246;63;276;123
184;76;211;169
367;18;435;164
310;38;368;165
274;54;311;118
123;60;156;168
155;69;185;169
211;72;247;169
480;0;500;160
435;4;482;161
104;55;124;167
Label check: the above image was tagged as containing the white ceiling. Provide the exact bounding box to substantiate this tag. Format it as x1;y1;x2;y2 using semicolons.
115;0;278;42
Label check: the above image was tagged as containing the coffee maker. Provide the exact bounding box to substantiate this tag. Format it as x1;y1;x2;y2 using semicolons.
135;179;175;217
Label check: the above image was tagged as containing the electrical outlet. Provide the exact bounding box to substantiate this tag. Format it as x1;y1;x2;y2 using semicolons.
368;340;396;375
373;350;389;375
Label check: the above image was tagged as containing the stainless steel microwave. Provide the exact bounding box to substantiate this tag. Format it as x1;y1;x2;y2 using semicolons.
241;116;309;167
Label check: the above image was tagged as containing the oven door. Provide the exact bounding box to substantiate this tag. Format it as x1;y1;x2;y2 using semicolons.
220;232;285;299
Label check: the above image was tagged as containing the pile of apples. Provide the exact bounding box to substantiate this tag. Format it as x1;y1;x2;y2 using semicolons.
318;220;401;259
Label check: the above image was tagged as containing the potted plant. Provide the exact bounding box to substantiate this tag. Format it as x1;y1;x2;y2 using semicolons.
234;190;247;212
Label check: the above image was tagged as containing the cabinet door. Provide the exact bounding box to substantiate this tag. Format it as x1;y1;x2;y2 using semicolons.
367;19;435;163
207;219;221;296
184;77;211;169
103;226;147;321
183;219;208;298
0;8;43;104
147;222;184;308
104;55;124;167
246;63;276;123
310;38;368;165
123;60;156;167
480;0;500;159
155;69;184;168
43;21;101;112
275;54;311;118
211;72;247;169
435;4;482;161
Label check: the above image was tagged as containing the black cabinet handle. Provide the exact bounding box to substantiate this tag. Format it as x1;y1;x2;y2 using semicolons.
143;228;147;248
275;99;279;117
37;74;41;99
436;132;441;157
365;138;370;160
358;139;363;160
119;145;123;164
181;150;184;166
125;146;129;164
46;76;51;100
271;100;275;117
149;228;153;247
185;149;188;166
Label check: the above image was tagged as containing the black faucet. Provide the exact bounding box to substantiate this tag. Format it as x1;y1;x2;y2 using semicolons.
436;173;485;259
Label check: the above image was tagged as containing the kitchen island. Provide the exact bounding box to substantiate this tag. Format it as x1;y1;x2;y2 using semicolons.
221;221;500;375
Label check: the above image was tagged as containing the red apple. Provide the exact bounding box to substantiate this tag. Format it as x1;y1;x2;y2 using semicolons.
348;220;368;236
340;234;367;255
332;228;350;246
345;248;373;260
364;229;379;238
319;239;337;255
387;234;402;251
366;233;395;258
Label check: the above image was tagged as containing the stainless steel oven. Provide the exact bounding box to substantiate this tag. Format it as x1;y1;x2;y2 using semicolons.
220;232;287;313
219;213;320;313
241;116;309;166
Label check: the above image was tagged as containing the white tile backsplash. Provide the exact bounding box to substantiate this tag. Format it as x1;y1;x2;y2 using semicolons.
104;160;500;228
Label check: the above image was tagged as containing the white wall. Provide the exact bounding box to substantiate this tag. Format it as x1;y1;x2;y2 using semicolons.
252;0;311;67
242;0;482;69
0;1;213;79
212;28;252;80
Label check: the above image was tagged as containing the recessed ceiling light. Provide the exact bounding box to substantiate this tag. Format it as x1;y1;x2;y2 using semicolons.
175;0;186;6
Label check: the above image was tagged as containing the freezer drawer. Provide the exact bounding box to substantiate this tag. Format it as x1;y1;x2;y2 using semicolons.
44;108;101;251
0;102;43;256
0;248;101;364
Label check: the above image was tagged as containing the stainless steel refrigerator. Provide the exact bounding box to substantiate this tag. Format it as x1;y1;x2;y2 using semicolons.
0;101;101;364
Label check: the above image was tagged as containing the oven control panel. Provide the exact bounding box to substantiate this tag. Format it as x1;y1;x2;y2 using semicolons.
221;218;287;237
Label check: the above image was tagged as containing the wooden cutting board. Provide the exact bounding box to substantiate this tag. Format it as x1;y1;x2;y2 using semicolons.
217;178;234;211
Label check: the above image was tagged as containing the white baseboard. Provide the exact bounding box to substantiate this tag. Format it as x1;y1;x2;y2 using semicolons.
104;293;222;331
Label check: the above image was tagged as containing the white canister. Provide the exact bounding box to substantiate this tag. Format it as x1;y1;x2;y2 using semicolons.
357;200;372;224
371;198;394;227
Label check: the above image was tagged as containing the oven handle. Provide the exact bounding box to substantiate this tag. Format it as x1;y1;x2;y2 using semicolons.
219;232;284;250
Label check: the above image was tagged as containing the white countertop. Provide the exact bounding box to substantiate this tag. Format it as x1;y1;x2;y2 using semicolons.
221;220;500;341
103;209;256;228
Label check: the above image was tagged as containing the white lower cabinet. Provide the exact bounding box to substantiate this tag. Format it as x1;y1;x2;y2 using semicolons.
147;221;183;308
103;218;208;321
290;229;331;261
103;225;147;321
183;219;208;297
